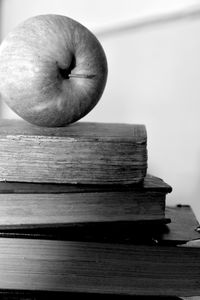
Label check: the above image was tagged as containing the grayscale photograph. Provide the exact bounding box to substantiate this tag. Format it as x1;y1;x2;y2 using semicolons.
0;1;199;299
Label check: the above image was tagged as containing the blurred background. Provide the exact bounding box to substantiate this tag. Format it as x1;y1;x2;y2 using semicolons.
1;0;200;220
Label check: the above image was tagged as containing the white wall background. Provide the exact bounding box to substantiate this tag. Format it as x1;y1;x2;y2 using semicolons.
1;0;200;221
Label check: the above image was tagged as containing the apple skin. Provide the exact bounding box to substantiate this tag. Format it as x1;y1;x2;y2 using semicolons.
0;14;108;127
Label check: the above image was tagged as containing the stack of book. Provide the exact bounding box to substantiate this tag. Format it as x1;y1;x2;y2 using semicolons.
0;119;199;299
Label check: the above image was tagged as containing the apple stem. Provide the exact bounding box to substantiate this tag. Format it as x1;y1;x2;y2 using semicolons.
69;74;95;79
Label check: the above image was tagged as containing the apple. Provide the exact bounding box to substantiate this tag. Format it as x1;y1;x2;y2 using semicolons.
0;14;108;127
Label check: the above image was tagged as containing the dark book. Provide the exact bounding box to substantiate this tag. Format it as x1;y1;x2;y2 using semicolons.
0;206;198;297
0;120;147;184
0;175;171;229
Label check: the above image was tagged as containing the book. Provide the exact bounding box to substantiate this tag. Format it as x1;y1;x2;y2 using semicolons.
0;120;147;184
0;175;171;229
0;206;198;297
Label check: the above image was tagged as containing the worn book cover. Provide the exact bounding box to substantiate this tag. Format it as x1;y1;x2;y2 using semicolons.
0;120;147;184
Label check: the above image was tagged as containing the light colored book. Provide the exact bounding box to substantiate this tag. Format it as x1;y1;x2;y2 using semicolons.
0;120;147;184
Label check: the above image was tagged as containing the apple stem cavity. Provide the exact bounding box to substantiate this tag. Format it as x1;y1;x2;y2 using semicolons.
58;55;76;80
57;58;95;80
